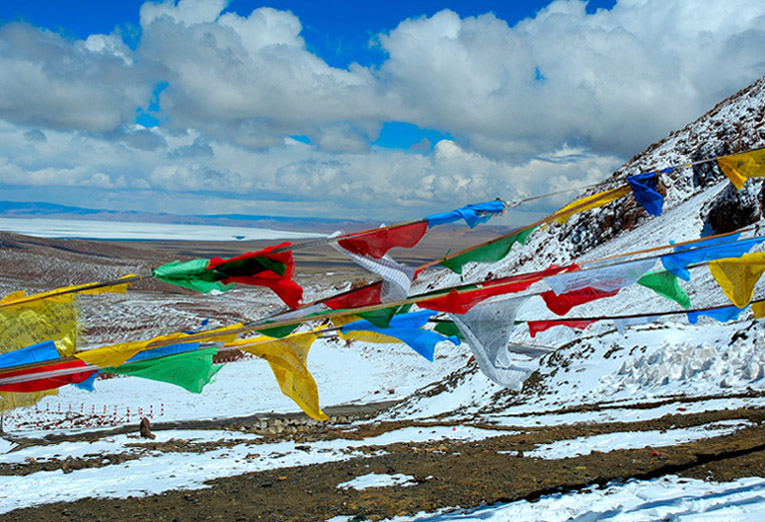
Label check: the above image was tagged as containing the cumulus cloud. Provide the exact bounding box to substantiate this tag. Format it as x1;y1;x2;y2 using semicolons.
0;0;764;220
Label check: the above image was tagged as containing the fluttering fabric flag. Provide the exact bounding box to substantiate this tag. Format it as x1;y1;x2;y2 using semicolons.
336;222;429;259
541;287;620;316
0;276;137;310
340;310;460;361
752;301;765;318
450;296;532;389
426;200;506;228
687;305;745;324
227;332;327;421
104;345;221;393
709;251;765;308
551;186;632;225
0;340;60;369
440;226;537;275
0;358;96;393
324;283;383;310
613;315;661;335
627;170;668;216
545;258;655;295
527;320;596;338
637;270;691;309
717;148;765;190
153;243;302;309
331;242;414;303
660;235;765;281
123;342;201;363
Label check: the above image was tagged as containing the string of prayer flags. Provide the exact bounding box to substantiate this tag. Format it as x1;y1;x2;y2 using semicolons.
0;275;137;309
627;170;669;216
709;251;765;308
660;234;765;281
717;148;765;190
527;319;596;338
340;310;460;362
440;226;537;275
426;200;506;228
153;243;303;309
331;242;414;303
227;332;327;421
687;305;746;324
545;258;655;295
637;270;691;309
551;186;632;225
336;222;428;259
104;345;221;393
450;296;532;389
541;287;620;316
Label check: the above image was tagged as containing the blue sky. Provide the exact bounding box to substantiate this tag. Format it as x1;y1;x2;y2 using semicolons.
0;0;762;220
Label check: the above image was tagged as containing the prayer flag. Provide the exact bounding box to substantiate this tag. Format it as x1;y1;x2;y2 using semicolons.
541;287;619;316
0;340;60;369
637;270;691;309
228;332;327;421
709;251;765;308
324;283;383;310
527;320;596;338
105;346;221;393
687;305;745;324
440;226;536;275
426;200;505;228
336;222;428;259
0;293;79;357
661;235;765;281
627;170;667;216
717;149;765;190
0;359;95;393
450;296;532;389
545;258;655;295
752;301;765;318
331;243;413;303
340;310;459;361
551;186;631;225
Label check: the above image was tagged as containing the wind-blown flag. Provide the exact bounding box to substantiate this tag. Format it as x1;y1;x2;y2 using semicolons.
440;226;537;275
687;305;745;324
153;243;303;309
426;200;506;228
541;287;620;316
627;170;668;216
336;222;428;259
637;270;691;309
544;258;655;295
331;242;414;303
717;149;765;190
527;319;596;338
0;341;96;393
709;251;765;308
660;235;765;281
227;332;327;421
551;186;632;225
340;310;459;361
450;296;533;389
104;345;221;394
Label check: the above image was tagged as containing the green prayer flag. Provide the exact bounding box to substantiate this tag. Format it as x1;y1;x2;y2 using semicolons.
104;347;223;393
441;227;537;274
638;270;691;309
358;304;413;329
256;323;300;338
432;320;464;339
152;258;233;293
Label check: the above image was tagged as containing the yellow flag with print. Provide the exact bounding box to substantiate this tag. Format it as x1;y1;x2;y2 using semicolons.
551;186;631;225
228;332;327;421
709;251;765;308
339;330;403;345
717;149;765;190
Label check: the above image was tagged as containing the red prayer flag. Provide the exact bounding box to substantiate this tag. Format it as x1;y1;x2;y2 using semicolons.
528;320;596;338
541;286;619;316
0;359;95;393
324;282;383;310
337;222;428;259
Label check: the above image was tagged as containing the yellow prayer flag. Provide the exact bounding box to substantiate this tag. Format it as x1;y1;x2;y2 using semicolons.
0;294;79;356
228;332;327;421
752;301;765;319
0;275;138;309
338;330;403;345
551;186;632;225
0;390;57;412
709;251;765;309
330;315;362;328
717;149;765;190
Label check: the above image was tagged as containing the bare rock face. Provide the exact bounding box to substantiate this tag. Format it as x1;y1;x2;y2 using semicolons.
700;179;764;235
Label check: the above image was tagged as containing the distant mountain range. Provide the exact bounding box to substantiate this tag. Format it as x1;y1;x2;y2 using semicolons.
0;201;369;234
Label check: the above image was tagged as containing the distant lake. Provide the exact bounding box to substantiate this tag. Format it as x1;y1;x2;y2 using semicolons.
0;217;325;241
